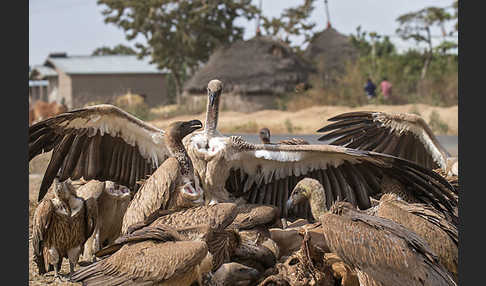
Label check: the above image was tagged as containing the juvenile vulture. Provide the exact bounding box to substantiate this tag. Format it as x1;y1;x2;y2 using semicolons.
32;178;98;280
71;225;213;286
121;119;205;232
199;262;260;286
319;201;457;286
29;80;458;225
374;193;458;282
123;203;240;271
75;180;132;262
259;127;310;145
316;111;458;176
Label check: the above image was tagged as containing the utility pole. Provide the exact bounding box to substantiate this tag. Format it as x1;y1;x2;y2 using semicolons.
256;0;262;36
324;0;331;29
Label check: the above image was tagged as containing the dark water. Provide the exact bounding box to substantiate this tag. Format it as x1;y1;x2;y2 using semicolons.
226;134;458;157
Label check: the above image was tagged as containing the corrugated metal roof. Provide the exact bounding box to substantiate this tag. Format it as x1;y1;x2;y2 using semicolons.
29;80;49;87
46;55;169;75
31;65;58;77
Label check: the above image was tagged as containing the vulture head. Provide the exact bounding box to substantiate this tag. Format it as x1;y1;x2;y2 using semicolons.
259;128;271;144
213;262;260;285
52;178;76;216
165;119;203;144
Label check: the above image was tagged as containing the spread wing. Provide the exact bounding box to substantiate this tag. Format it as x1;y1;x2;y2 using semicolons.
223;137;457;225
29;104;170;201
121;158;180;234
320;208;456;286
31;199;54;274
73;229;208;285
317;111;451;171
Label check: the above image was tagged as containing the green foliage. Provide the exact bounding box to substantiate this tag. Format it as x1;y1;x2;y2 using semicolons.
92;44;136;55
284;118;302;133
97;0;259;98
261;0;316;52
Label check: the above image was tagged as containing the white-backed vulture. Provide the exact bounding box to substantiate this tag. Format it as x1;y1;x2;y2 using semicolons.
32;178;97;279
288;179;458;282
319;201;456;286
71;225;213;286
199;262;260;286
75;180;132;262
28;80;458;226
375;193;458;282
316;111;458;176
121;119;205;233
123;203;240;271
259;127;310;145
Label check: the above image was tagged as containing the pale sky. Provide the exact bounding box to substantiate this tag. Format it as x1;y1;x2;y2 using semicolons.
29;0;456;66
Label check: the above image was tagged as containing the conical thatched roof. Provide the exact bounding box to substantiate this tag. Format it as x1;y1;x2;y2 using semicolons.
303;27;358;76
184;36;314;95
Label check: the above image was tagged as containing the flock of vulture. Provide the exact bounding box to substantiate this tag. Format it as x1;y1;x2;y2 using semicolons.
29;79;459;286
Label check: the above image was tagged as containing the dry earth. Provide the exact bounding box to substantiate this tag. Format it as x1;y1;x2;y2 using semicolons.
149;104;458;135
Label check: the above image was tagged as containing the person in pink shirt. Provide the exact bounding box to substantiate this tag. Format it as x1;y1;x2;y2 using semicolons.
380;77;392;100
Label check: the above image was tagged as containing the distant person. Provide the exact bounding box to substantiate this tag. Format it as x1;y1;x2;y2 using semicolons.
364;78;377;100
380;77;392;100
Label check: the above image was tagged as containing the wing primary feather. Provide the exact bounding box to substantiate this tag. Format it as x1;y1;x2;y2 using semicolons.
372;130;395;153
38;133;76;201
108;142;121;180
342;162;372;209
86;135;102;180
59;133;87;181
326;168;342;202
122;145;134;187
333;167;357;206
317;118;373;133
128;147;139;189
326;111;373;122
318;169;334;209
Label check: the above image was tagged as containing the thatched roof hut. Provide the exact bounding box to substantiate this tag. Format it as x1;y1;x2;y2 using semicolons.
303;27;358;82
182;36;314;111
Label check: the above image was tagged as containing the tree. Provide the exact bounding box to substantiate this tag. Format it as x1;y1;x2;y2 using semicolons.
97;0;259;103
396;5;455;79
261;0;316;51
92;44;136;55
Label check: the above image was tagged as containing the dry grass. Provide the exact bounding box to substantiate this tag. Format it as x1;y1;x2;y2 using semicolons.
148;104;458;135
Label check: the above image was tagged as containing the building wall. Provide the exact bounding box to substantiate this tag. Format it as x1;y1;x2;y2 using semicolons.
57;70;73;108
68;74;169;108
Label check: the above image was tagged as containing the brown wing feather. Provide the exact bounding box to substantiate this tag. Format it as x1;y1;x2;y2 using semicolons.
317;111;450;171
320;204;456;286
73;230;208;285
121;157;180;234
84;197;99;240
31;199;54;274
223;139;457;225
29;104;169;201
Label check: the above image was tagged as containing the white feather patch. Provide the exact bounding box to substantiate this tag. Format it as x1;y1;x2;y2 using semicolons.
254;150;303;162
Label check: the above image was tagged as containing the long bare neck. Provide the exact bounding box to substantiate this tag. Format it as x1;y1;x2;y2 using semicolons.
307;187;328;220
165;135;194;178
204;96;220;136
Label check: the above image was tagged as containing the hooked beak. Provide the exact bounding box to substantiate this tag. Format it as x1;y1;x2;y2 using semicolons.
187;119;203;130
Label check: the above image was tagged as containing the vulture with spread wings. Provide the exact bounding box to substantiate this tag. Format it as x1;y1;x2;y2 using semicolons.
29;80;458;226
316;111;458;176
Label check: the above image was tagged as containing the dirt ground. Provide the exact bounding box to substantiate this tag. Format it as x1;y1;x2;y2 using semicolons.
148;104;458;135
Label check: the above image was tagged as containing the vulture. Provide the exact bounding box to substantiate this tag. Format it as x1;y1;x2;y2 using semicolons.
123;203;240;271
259;127;310;145
316;111;458;177
319;201;457;286
121;119;205;232
374;193;458;282
71;225;214;286
198;262;260;286
28;80;458;226
288;179;458;281
32;178;98;279
75;180;132;262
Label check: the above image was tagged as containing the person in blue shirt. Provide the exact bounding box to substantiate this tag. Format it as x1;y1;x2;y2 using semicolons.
364;78;377;100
